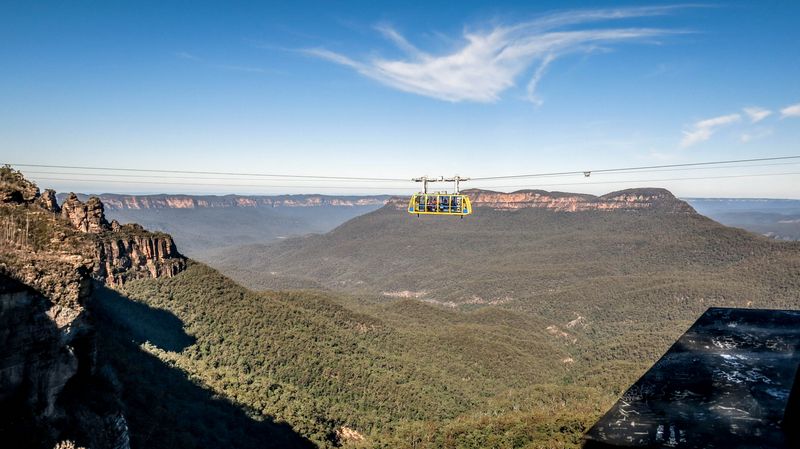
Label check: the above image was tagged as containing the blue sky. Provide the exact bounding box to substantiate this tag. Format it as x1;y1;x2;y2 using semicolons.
1;1;799;197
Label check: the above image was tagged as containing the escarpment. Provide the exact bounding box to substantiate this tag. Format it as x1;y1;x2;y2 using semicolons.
58;193;186;286
96;226;184;285
58;192;390;210
0;166;185;448
389;188;696;213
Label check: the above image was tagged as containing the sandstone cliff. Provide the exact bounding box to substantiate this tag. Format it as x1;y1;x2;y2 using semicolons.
389;188;695;213
58;193;390;211
56;193;186;286
0;166;185;448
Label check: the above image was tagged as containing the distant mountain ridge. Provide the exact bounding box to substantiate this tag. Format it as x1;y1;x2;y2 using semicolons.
57;193;391;211
686;197;800;240
59;188;689;213
446;187;692;212
214;186;787;300
385;187;692;212
207;182;800;447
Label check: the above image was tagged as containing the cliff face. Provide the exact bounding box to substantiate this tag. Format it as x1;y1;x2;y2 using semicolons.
0;167;185;448
61;194;109;234
0;268;130;449
58;193;186;286
0;275;85;420
58;193;390;211
96;226;185;285
390;188;695;213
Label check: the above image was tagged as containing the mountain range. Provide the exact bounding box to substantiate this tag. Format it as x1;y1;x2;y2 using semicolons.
57;193;389;259
687;197;800;240
4;171;800;449
204;187;800;446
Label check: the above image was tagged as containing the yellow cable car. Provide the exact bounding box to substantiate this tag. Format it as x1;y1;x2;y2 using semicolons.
407;193;472;216
407;176;472;217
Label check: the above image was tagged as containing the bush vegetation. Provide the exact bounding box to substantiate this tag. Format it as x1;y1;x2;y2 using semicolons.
98;202;800;447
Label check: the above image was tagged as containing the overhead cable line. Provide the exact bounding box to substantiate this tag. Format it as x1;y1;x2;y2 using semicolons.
7;163;407;182
470;155;800;181
481;171;800;190
7;155;800;188
19;160;800;184
470;160;800;182
29;171;800;192
19;170;407;183
29;177;415;190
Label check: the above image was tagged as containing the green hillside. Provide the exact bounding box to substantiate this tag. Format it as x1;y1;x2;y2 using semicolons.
213;195;800;312
102;191;800;448
103;262;611;448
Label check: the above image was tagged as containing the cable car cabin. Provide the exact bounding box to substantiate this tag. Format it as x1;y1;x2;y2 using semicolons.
408;193;472;216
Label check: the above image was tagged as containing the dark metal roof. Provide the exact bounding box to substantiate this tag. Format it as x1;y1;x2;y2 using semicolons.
584;307;800;449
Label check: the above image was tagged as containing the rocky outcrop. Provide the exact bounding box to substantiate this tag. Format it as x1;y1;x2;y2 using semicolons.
390;188;696;213
96;225;185;285
52;193;187;286
58;193;390;210
0;165;39;204
61;193;110;234
0;168;183;448
38;189;61;214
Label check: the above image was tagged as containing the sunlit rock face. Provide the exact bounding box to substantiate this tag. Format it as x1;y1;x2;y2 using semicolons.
54;193;187;286
389;188;696;213
70;193;390;210
38;189;61;213
95;228;185;286
61;194;110;234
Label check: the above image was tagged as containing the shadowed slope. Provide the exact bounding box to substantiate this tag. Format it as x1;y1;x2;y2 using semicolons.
91;284;316;449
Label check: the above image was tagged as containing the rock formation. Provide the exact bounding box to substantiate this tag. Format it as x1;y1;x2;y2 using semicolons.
0;166;185;448
38;189;61;213
51;192;187;286
389;188;696;213
96;226;185;285
61;193;110;234
0;166;39;203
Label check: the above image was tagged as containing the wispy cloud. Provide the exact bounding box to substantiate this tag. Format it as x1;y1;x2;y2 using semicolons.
781;102;800;118
525;54;556;106
175;51;201;61
740;128;773;143
680;113;741;148
303;6;690;103
215;64;276;74
175;51;274;75
742;106;772;123
374;23;423;57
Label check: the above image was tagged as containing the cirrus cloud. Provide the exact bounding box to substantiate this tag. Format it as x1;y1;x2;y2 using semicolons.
303;6;691;103
742;106;772;123
680;113;742;148
781;102;800;118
